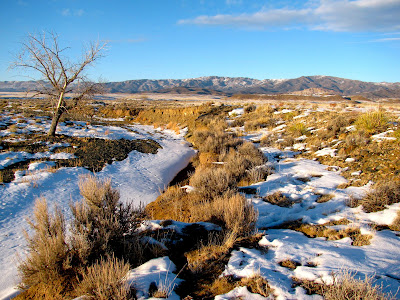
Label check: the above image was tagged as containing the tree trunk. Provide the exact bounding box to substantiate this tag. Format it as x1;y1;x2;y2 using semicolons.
48;108;63;136
48;89;66;137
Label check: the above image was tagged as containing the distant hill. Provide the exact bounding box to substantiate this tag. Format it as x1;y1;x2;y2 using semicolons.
1;76;400;98
154;86;226;96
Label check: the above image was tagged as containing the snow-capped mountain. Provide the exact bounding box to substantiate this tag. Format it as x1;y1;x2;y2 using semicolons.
1;76;400;97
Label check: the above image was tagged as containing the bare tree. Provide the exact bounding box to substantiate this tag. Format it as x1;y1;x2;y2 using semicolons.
10;32;107;136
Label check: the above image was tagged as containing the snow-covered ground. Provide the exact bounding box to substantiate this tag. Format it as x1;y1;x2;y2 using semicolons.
222;146;400;299
0;120;195;299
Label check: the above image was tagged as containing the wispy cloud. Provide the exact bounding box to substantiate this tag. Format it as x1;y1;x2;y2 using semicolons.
226;0;242;5
17;0;28;6
371;37;400;42
75;9;84;17
61;8;85;17
178;0;400;32
61;8;71;16
178;8;312;30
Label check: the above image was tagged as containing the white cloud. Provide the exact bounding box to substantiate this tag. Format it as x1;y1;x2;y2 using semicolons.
313;0;400;31
371;37;400;42
226;0;242;5
17;0;28;6
74;9;84;17
178;0;400;32
178;8;312;29
61;8;71;16
61;8;85;17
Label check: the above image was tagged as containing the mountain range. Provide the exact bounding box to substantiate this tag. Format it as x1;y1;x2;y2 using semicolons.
1;76;400;98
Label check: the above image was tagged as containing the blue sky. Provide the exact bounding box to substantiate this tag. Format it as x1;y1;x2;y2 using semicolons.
1;0;400;83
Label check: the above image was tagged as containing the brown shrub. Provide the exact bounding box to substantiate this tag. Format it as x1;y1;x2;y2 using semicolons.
190;129;241;154
189;167;237;201
236;142;266;167
244;117;277;132
190;192;258;236
198;152;219;165
345;131;370;148
326;114;357;136
75;255;132;300
18;176;145;299
71;175;145;264
17;198;75;298
345;227;372;246
350;181;400;212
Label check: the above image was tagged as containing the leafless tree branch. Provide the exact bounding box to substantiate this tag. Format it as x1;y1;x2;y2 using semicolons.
10;31;107;136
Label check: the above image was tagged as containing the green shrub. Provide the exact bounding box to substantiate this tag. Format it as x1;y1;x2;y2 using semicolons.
355;111;389;134
288;122;308;136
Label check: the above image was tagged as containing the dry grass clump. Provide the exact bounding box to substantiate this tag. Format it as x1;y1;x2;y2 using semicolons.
185;231;235;274
17;176;144;299
318;113;358;140
346;228;372;246
210;274;273;298
240;274;273;297
244;117;277;132
182;233;267;298
146;185;190;221
389;211;400;231
322;270;391;300
355;111;390;134
279;259;301;270
190;192;258;236
263;191;292;207
288;122;308;137
279;220;371;246
228;104;277;132
344;131;370;148
244;104;256;113
349;181;400;212
293;270;392;299
74;255;132;300
316;193;335;203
